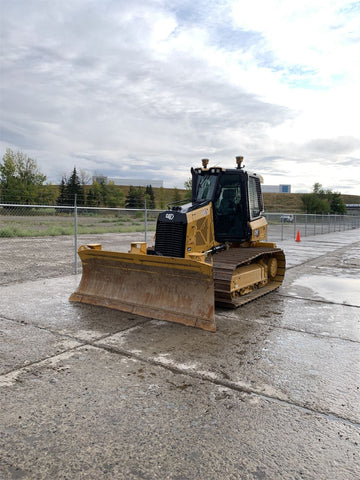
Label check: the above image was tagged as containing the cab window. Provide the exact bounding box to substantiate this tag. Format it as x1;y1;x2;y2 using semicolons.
194;174;217;201
248;176;263;219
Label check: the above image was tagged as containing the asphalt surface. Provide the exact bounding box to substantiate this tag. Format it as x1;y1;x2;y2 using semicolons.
0;229;359;479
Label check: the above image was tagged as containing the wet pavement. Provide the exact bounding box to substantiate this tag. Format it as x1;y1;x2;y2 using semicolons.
0;229;359;479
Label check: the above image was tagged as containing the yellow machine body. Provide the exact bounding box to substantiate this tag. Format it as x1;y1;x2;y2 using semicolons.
70;244;216;332
70;158;285;332
184;203;218;258
249;217;268;243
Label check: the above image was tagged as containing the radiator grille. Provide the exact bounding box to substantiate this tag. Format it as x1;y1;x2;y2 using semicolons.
155;221;186;258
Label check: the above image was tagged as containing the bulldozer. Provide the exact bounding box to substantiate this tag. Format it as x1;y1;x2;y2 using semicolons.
70;156;285;332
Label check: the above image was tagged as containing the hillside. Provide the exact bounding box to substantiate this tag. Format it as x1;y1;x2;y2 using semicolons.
46;184;359;213
262;193;303;213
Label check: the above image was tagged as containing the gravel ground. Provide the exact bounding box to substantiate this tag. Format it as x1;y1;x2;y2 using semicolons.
0;232;153;284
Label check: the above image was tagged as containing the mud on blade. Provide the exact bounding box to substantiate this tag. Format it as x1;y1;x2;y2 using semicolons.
70;246;216;332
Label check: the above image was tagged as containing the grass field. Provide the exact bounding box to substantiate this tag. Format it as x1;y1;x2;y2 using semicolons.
0;213;156;238
1;206;358;238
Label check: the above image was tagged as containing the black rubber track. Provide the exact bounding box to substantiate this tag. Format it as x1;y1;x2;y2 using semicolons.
212;247;286;308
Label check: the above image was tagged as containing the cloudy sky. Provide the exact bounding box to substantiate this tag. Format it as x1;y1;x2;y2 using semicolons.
1;0;360;193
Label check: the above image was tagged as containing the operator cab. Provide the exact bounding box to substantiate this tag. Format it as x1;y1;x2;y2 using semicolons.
191;157;264;243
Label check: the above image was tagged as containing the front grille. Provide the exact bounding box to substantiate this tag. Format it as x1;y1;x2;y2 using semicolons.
155;221;186;258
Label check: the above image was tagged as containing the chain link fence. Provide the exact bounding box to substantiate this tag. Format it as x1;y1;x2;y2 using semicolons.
265;212;360;241
0;203;160;284
1;203;359;284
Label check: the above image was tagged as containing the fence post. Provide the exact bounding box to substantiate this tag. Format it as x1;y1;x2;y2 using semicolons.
74;194;78;274
144;198;147;243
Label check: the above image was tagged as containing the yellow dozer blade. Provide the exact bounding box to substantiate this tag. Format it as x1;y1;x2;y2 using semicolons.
70;244;216;332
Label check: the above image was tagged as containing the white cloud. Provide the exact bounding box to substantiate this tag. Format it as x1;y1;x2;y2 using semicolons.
0;0;359;194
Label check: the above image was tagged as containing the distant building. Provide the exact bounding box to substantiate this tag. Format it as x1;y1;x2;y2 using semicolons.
262;184;291;193
92;175;108;184
346;204;360;215
92;176;163;188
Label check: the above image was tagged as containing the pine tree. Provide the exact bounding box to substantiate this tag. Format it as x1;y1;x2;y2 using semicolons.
135;187;144;207
125;186;137;208
125;186;144;208
145;185;155;209
66;167;85;205
57;177;67;205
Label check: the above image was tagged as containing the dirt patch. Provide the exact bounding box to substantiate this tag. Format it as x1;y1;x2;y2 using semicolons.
0;232;153;284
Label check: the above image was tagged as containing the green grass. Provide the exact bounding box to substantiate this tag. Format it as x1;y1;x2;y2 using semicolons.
0;226;24;237
0;225;73;237
0;225;156;237
0;215;157;238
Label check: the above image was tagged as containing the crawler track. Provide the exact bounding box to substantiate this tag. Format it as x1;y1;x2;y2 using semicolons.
213;246;286;308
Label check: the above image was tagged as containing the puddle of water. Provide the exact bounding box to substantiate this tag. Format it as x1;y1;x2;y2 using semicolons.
292;275;360;306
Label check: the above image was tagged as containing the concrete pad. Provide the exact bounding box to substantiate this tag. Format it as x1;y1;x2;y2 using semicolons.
96;312;360;423
283;244;360;306
0;276;149;341
281;242;343;268
284;241;360;278
288;275;359;306
226;242;359;341
1;346;358;480
1;230;359;479
220;294;360;342
277;229;360;268
0;317;81;375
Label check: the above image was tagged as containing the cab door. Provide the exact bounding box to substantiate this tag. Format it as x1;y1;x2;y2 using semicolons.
213;173;249;242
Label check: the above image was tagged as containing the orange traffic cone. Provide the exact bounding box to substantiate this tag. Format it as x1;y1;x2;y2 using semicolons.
296;230;301;242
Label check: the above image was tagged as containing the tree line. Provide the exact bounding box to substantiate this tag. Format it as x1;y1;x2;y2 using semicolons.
55;169;160;208
301;183;346;214
0;149;56;204
58;168;125;207
0;148;348;213
0;148;179;208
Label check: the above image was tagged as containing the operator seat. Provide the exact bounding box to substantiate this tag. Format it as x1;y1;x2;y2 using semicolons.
220;189;236;215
